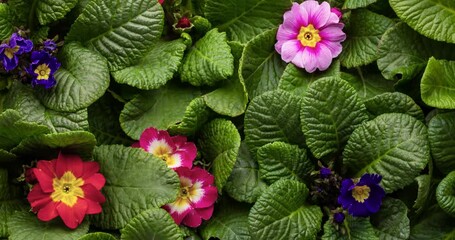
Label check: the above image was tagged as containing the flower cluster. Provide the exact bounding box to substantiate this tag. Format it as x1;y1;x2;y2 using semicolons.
135;127;218;227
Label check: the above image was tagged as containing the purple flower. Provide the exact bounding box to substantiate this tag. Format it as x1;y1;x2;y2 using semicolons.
0;33;33;71
275;1;346;73
43;40;57;52
338;174;385;217
27;51;61;89
333;212;345;223
320;167;332;178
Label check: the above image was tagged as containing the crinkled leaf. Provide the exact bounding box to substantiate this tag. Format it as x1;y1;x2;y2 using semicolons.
204;0;291;43
0;169;26;238
199;119;241;191
66;0;163;71
7;0;31;25
390;0;455;43
343;113;430;193
410;206;455;240
92;145;179;229
436;171;455;216
364;92;424;121
203;77;248;117
302;78;368;159
428;112;455;174
413;175;431;214
36;0;78;25
341;72;395;100
257;142;312;185
168;97;213;137
0;150;16;164
112;40;186;90
245;90;305;154
249;179;322;240
120;84;200;139
36;42;110;112
200;203;251;240
371;198;410;240
340;9;394;68
240;28;286;99
421;57;455;109
181;29;234;86
322;216;378;240
0;4;13;40
78;232;117;240
343;0;378;9
120;208;183;240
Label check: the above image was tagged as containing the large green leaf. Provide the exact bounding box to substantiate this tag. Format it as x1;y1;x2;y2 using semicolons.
112;40;186;90
36;42;110;112
257;142;312;185
92;145;179;229
340;9;394;68
364;92;424;121
7;0;30;25
203;77;248;117
301;78;368;159
421;58;455;109
199;119;241;191
341;72;395;100
0;4;13;40
200;203;251;240
120;208;183;240
249;179;322;239
343;113;430;193
78;233;117;240
168;97;213;137
410;206;455;240
0;150;16;164
36;0;78;25
120;84;200;139
66;0;163;71
0;169;26;238
436;171;455;216
428;112;455;174
239;28;286;99
7;211;89;240
244;90;305;154
371;198;410;240
390;0;455;43
377;22;455;81
343;0;378;9
322;216;378;240
204;0;291;43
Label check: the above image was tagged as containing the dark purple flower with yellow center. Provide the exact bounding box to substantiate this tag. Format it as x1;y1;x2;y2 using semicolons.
338;173;385;217
0;33;33;71
27;51;61;89
320;167;332;178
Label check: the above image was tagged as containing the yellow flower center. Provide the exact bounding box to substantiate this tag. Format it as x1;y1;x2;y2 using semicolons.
152;144;178;167
297;24;321;48
179;187;190;199
34;64;51;80
50;171;85;207
4;46;20;59
352;185;371;203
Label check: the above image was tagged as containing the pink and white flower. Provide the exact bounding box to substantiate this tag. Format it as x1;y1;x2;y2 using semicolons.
275;1;346;73
163;167;218;227
136;127;197;169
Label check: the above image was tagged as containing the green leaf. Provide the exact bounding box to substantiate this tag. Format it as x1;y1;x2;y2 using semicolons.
180;29;234;86
0;109;49;150
201;202;251;240
436;171;455;216
204;0;291;43
371;198;410;240
340;9;394;68
428;112;455;174
257;142;312;185
389;0;455;43
36;42;110;112
343;0;378;9
245;90;305;154
168;97;213;137
341;72;395;100
36;0;78;25
301;78;368;159
66;0;163;71
199;119;241;190
7;211;89;240
78;232;117;240
322;216;378;240
0;169;27;238
421;58;455;109
410;206;455;240
0;150;16;164
203;76;248;117
112;40;186;90
7;0;31;25
120;84;200;139
0;4;13;40
92;145;179;229
343;113;430;193
364;92;424;121
120;208;183;240
225;142;267;203
413;175;431;214
377;22;455;81
239;28;286;99
249;179;322;239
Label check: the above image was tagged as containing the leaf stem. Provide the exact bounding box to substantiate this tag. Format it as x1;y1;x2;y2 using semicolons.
356;67;367;98
28;0;39;33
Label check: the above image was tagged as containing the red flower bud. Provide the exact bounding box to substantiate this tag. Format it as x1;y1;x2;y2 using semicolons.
176;16;191;29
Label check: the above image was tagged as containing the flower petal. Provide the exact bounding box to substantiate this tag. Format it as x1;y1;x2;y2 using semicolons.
192;186;218;209
310;1;331;29
81;161;100;179
301;47;318;73
359;173;382;186
319;40;343;58
56;200;88;229
301;0;319;26
139;127;175;154
84;173;106;190
33;168;54;193
85;199;103;214
280;39;302;62
182;210;203;228
37;201;58;221
163;204;192;225
27;184;52;211
319;24;346;42
348;201;370;217
196;205;215;220
56;152;83;178
313;44;333;71
131;142;140;148
81;184;105;204
189;167;215;186
36;160;57;178
171;136;188;148
290;49;305;69
282;3;305;32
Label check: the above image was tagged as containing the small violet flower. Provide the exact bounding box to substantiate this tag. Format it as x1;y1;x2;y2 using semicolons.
136;127;197;169
163;167;218;227
275;1;346;73
338;173;385;217
27;51;61;89
0;33;33;71
320;167;332;178
158;0;164;5
333;212;345;223
43;39;57;52
27;153;106;229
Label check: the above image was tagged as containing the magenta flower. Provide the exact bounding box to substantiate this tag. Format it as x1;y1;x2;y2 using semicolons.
137;127;197;169
275;1;346;73
163;167;218;227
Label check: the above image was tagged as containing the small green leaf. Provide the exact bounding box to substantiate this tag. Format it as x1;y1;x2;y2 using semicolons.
343;113;430;193
371;198;410;240
436;171;455;216
421;57;455;109
203;76;248;117
428;112;455;174
322;216;378;240
343;0;378;9
78;232;117;240
410;206;455;240
36;0;78;25
168;97;213;137
0;169;27;238
0;4;13;40
249;179;322;239
7;0;31;25
200;203;251;240
0;150;16;164
413;175;431;214
92;145;180;229
364;92;424;121
199;119;241;191
112;40;187;90
120;208;183;240
341;72;395;100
